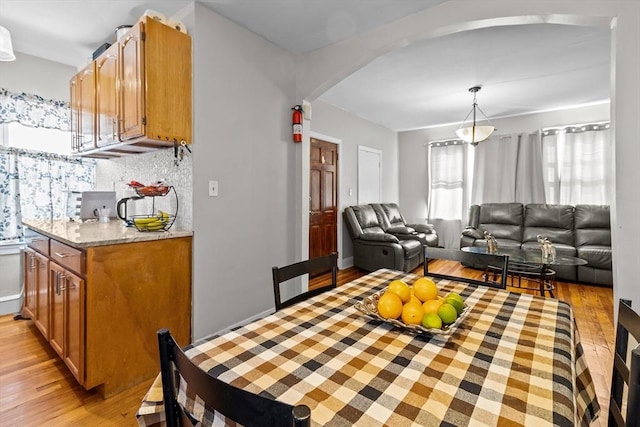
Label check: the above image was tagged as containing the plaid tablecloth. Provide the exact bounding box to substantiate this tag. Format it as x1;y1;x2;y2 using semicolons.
136;268;600;426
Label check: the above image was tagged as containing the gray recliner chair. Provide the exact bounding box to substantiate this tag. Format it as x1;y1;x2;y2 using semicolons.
371;203;439;248
344;205;423;273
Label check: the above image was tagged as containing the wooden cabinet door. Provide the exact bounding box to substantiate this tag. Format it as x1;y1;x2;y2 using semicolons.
49;262;85;384
49;263;65;358
95;44;119;147
23;249;36;319
34;252;50;339
69;77;80;152
78;63;96;151
119;21;145;141
64;271;84;384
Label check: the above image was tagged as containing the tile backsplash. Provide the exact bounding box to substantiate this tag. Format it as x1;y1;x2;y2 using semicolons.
95;148;193;230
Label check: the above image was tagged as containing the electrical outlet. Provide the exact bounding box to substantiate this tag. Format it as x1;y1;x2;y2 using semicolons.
208;180;218;197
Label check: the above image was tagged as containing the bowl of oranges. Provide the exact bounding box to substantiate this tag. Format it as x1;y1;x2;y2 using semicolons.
354;277;468;335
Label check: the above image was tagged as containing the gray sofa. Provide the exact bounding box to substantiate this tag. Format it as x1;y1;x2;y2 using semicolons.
344;203;439;272
460;203;612;286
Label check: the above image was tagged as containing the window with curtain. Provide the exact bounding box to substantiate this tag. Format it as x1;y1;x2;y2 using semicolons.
0;88;95;241
541;123;612;205
428;140;470;221
427;140;472;249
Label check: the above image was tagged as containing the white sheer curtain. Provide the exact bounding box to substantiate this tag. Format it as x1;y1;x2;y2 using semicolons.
427;141;470;248
542;123;612;205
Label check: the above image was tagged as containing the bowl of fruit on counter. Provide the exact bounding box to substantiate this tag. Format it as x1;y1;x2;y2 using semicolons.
132;211;175;232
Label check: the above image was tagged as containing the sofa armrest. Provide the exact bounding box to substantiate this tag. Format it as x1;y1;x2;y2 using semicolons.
359;233;400;243
387;225;416;235
408;223;436;234
462;226;484;239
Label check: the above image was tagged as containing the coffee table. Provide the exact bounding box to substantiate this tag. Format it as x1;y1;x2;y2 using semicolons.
461;246;587;297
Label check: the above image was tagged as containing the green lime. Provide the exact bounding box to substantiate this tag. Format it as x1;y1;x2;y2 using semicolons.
445;297;464;315
437;303;458;325
445;292;464;305
421;312;443;329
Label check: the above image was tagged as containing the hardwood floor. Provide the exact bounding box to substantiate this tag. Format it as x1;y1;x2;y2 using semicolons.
1;261;613;426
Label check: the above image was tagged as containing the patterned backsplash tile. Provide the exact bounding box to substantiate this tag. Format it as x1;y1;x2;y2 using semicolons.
94;148;193;230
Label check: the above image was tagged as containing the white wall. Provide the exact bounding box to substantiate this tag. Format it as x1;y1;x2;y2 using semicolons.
398;103;611;226
0;52;75;101
190;3;297;338
310;100;399;261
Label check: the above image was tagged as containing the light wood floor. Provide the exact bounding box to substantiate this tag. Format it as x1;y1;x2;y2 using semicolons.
1;261;613;426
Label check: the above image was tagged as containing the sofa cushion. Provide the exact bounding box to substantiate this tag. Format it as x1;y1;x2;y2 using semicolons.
574;205;611;247
522;204;574;245
381;203;405;227
478;203;524;242
576;245;612;270
399;239;422;258
521;241;576;256
352;205;384;233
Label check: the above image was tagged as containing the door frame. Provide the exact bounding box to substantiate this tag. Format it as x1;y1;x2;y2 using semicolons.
301;131;343;275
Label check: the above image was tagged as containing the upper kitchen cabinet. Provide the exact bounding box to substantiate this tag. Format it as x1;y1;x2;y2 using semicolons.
95;43;119;148
70;63;96;153
70;16;192;157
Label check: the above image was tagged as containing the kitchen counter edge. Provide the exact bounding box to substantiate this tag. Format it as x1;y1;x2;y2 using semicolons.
23;220;193;249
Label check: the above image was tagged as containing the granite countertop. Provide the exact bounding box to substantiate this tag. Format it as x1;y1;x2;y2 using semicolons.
23;219;193;249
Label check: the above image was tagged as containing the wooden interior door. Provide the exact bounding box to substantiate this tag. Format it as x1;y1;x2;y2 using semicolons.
309;138;338;260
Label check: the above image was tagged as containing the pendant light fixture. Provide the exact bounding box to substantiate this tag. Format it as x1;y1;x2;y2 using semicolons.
455;86;494;145
0;25;16;61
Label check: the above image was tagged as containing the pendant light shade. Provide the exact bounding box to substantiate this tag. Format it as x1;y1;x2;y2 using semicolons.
456;86;494;145
0;25;16;61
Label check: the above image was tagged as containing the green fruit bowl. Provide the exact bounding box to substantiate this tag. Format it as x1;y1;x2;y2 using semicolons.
354;290;470;336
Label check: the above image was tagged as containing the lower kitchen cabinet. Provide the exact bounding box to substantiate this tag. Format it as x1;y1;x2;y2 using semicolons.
23;247;50;338
23;225;192;398
49;262;85;384
22;249;37;319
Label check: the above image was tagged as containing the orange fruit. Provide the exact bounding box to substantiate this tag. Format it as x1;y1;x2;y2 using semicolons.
413;277;439;302
377;292;403;319
422;299;443;315
407;292;422;306
387;280;411;303
401;303;424;325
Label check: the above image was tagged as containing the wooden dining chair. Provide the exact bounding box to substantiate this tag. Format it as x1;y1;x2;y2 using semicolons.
158;328;311;427
423;246;509;289
272;252;338;311
609;299;640;427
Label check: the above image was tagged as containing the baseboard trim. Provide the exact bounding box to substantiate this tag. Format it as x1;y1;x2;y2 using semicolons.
212;308;273;337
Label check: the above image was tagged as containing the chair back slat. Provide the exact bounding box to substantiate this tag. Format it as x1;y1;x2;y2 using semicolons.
158;328;311;427
272;252;338;310
609;299;640;427
423;247;508;289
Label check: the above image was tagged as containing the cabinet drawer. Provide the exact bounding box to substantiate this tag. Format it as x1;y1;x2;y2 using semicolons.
50;240;85;276
25;229;49;256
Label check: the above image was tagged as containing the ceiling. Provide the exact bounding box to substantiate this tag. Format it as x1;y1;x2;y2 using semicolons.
0;0;611;131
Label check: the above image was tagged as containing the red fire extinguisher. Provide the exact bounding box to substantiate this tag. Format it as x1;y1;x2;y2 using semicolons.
292;105;303;143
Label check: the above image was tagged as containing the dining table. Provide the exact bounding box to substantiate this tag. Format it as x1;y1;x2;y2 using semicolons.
136;268;600;426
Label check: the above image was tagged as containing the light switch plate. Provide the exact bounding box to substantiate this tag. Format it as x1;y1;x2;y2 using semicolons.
208;180;218;197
